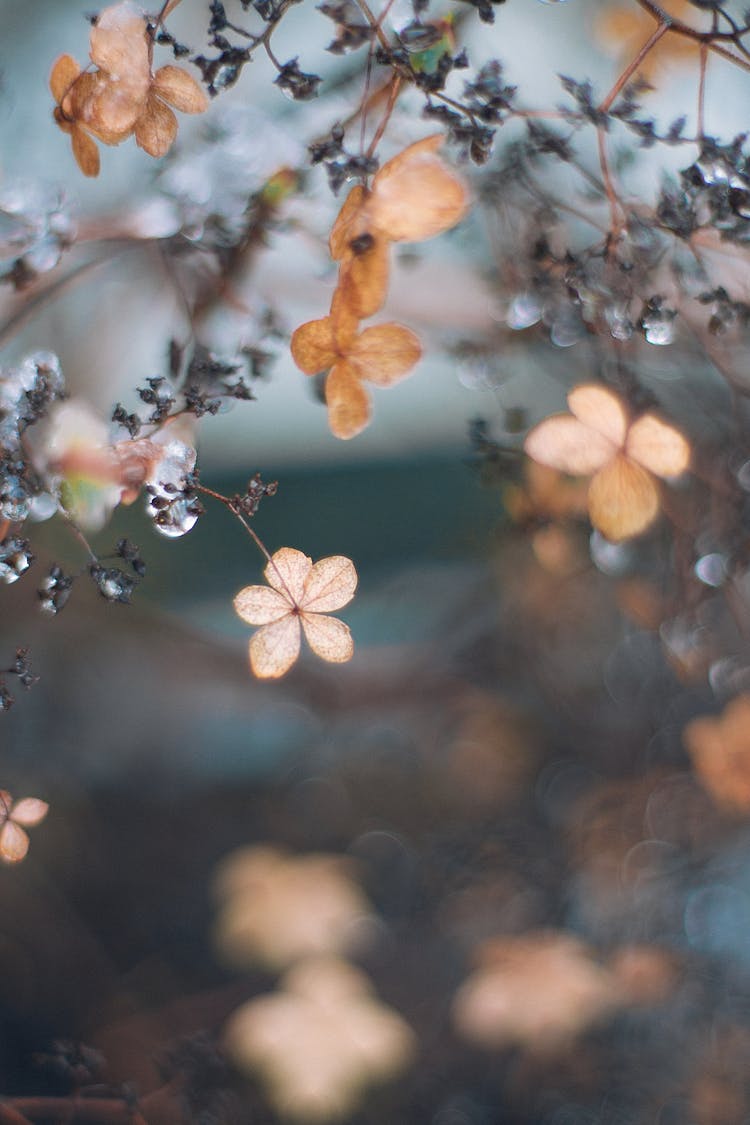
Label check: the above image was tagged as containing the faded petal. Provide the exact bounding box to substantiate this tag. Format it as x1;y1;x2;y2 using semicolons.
89;1;150;87
135;94;178;158
348;323;422;386
301;613;354;664
72;127;101;177
330;185;370;259
568;384;628;448
0;822;29;864
78;73;141;143
626;413;690;478
152;65;209;114
525;415;615;475
50;55;82;104
11;799;49;828
326;361;371;440
290;316;337;375
234;584;291;624
370;135;469;242
249;616;301;679
587;455;660;541
264;547;313;604
302;556;358;612
337;237;390;319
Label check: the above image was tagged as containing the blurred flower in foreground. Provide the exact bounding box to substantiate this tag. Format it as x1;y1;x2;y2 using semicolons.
0;791;48;864
683;696;750;814
213;845;373;971
524;384;690;542
233;548;357;678
596;0;706;83
224;956;415;1122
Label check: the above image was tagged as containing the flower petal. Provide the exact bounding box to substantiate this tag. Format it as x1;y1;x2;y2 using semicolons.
10;799;49;828
152;65;209;113
587;455;660;541
370;136;469;242
337;237;390;319
135;94;178;158
301;613;354;664
234;584;291;624
302;556;358;612
249;617;301;679
524;415;615;475
626;413;690;478
264;548;313;604
567;384;628;448
0;822;29;864
325;361;371;440
330;185;370;259
72;127;101;177
89;1;150;87
347;324;422;386
50;55;82;104
290;317;337;375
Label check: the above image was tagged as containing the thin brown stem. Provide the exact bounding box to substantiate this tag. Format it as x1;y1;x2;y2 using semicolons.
599;22;670;114
698;41;708;138
366;74;402;159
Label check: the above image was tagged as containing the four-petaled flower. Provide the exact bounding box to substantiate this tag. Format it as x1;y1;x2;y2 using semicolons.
233;547;358;679
524;383;690;542
0;791;49;864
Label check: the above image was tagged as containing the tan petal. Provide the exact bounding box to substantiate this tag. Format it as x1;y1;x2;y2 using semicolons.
50;55;82;104
233;584;291;625
264;547;313;604
71;127;101;177
330;285;360;350
567;384;628;448
301;613;354;664
330;185;370;259
0;822;29;864
325;361;371;440
524;415;615;475
347;324;422;386
290;317;337;375
249;617;301;679
152;65;209;114
587;455;660;541
78;73;141;142
11;799;49;828
135;94;178;158
89;1;150;87
370;136;469;242
302;556;358;613
337;238;390;320
626;413;690;477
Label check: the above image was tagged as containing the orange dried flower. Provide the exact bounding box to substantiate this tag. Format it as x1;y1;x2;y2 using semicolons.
684;696;750;815
329;134;469;317
0;791;49;864
524;384;690;542
233;547;358;679
291;290;422;440
596;0;708;82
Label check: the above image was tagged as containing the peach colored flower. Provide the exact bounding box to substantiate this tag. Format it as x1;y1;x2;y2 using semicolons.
0;791;48;864
683;695;750;814
233;548;357;678
524;383;690;541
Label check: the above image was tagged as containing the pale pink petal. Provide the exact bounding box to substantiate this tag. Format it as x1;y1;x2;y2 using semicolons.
11;799;49;828
249;617;301;679
0;822;29;864
525;415;615;475
234;584;291;624
264;548;312;604
625;414;690;478
301;613;354;664
301;556;358;613
567;384;628;447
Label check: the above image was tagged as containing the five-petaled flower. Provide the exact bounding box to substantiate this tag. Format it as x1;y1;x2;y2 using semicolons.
233;548;358;679
524;383;690;542
0;791;49;864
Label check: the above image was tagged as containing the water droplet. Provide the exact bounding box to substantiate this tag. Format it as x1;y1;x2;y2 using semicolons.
695;553;727;587
642;313;675;346
590;531;634;576
507;292;541;330
0;537;32;584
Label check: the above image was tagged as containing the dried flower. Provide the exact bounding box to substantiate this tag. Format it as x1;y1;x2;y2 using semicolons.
0;791;48;864
524;384;690;541
233;547;357;678
683;695;750;814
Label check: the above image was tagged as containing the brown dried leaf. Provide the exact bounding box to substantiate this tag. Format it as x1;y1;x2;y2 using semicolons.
290;317;338;375
135;93;178;157
71;126;101;177
347;323;422;386
369;134;469;242
50;54;82;104
152;65;209;114
325;361;371;441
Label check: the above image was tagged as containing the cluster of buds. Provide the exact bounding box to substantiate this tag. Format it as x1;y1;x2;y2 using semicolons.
50;1;208;177
291;135;469;439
